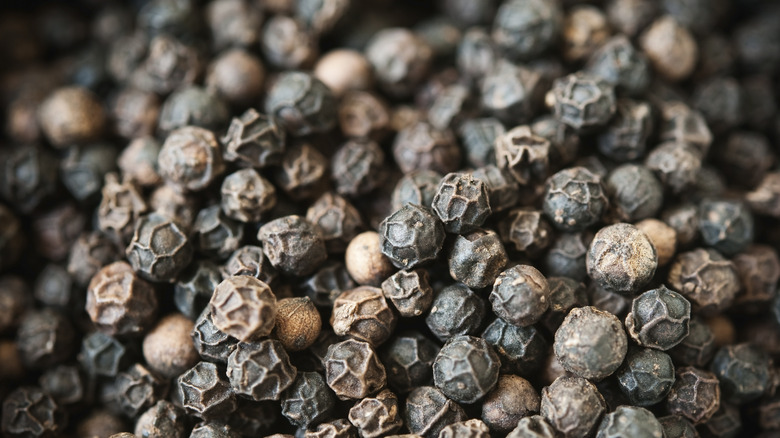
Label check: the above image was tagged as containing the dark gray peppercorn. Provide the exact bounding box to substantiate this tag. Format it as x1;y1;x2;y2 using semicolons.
264;71;337;136
507;415;557;438
645;142;702;195
606;165;663;222
626;285;691;350
432;172;491;234
338;91;390;140
190;421;241;438
332;139;386;197
470;166;520;214
667;367;721;425
191;205;244;260
494;125;550;186
227;339;297;401
60;143;118;202
331;286;397;347
663;203;700;249
258;215;327;277
438;419;490;438
586;36;650;96
280;371;336;429
1;386;66;438
97;176;148;245
554;306;628;381
125;212;194;283
191;308;239;365
304;418;357;438
552;72;616;131
458;118;504;168
87;261;158;336
545;232;591;281
697;403;742;438
658;415;699;438
323;339;386;400
597;99;653;163
433;335;500;404
38;364;84;406
540;376;606;438
381;269;434;318
491;0;562;61
221;169;276;223
490;264;550;327
427;84;475;131
595;405;665;438
177;361;237;420
733;245;780;310
260;15;316;70
668;248;740;315
698;200;754;257
426;283;486;342
115;363;168;418
222;109;286;168
447;229;508;289
719;131;775;189
379;204;446;269
348;389;403;438
174;261;222;320
587;223;657;295
79;331;129;378
391;170;442;211
710;343;770;403
158;126;225;193
158;85;229;134
482;317;547;377
379;331;439;394
209;275;277;342
67;231;120;287
480;61;543;124
481;375;540;432
134;400;187;438
392;121;461;175
669;317;716;368
498;208;553;257
404;386;466;437
222;245;277;285
307;193;363;254
365;28;432;98
272;144;330;199
0;144;59;214
616;347;676;407
543;277;588;332
543;167;608;232
456;29;498;81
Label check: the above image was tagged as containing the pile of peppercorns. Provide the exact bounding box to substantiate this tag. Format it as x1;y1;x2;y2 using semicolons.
2;0;780;436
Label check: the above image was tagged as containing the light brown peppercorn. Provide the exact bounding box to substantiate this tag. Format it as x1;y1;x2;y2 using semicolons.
314;49;373;97
38;86;106;147
562;5;611;63
635;218;677;266
206;48;265;107
87;261;158;337
210;275;277;342
142;313;199;379
639;16;698;82
345;231;396;287
332;286;397;347
273;297;321;352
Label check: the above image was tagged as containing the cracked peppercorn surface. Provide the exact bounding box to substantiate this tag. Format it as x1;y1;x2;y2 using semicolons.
554;306;628;381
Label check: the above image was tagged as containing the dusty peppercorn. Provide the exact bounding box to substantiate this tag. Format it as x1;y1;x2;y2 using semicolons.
596;406;665;438
114;363;168;418
338;91;390;140
265;71;336;136
433;335;500;404
274;297;321;352
542;277;587;331
605;165;663;222
348;389;403;438
190;422;241;438
404;386;466;437
158;85;229;134
625;285;691;351
227;339;296;401
482;317;547;377
732;245;780;311
87;261;158;336
494;125;550;186
379;331;438;394
471;165;521;214
551;72;616;131
543;166;608;232
220;169;276;224
222;245;277;285
447;228;507;289
209;275;277;342
616;347;676;407
587;223;657;295
345;231;395;287
260;15;317;70
392;121;461;175
498;208;553;257
331;286;397;347
507;415;557;438
668;248;740;315
206;48;265;108
698;200;754;257
379;204;446;270
481;375;540;433
324;339;385;400
438;419;490;438
222;109;285;169
143;313;200;379
280;371;336;429
67;231;120;287
125;212;193;283
668;317;716;368
658;415;698;438
191;308;239;364
427;283;486;341
1;386;66;438
711;343;770;403
365;28;432;98
0;144;59;214
492;0;562;61
490;264;550;327
391;170;441;211
134;400;188;438
332;139;386;198
158;126;225;193
667;366;721;425
554;306;628;381
431;172;491;234
38;86;105;147
177;361;236;420
274;143;330;201
308;192;363;254
258;215;327;277
480;61;544;125
540;376;606;438
639;15;698;82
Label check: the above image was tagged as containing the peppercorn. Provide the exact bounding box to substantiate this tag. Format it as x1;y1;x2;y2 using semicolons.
190;421;241;438
348;389;402;438
324;339;385;400
455;30;496;81
191;308;239;364
639;16;698;82
379;331;438;394
177;361;237;420
258;215;327;277
0;144;59;214
391;171;442;212
313;50;372;98
554;306;628;381
274;297;321;352
711;343;770;404
667;367;721;425
658;415;698;438
209;275;277;342
305;419;356;438
97;174;148;245
668;317;716;368
587;223;657;295
0;206;23;271
331;286;396;347
404;386;466;437
222;245;278;285
344;232;395;287
699;403;743;438
260;17;316;68
426;283;486;341
542;277;587;332
497;208;551;257
280;371;335;429
365;28;432;98
111;88;160;140
625;285;691;352
264;71;336;136
77;410;127;438
494;125;550;186
227;339;297;401
308;193;363;254
698;200;754;257
543;167;608;232
668;248;740;315
492;0;562;61
38;363;83;406
273;144;330;201
114;363;168;418
134;400;187;438
298;261;356;309
158;126;225;193
433;171;492;233
481;375;539;433
38;86;105;147
59;143;117;202
596;405;665;438
551;72;616;131
125;212;193;283
0;276;30;334
379;204;446;270
616;347;676;407
392;121;461;175
490;264;550;327
540;376;606;438
206;49;265;108
1;386;66;438
143;313;199;379
79;331;129;378
633;219;676;267
332;140;386;198
506;415;557;438
172;261;220;319
33;203;86;262
480;61;544;125
471;166;521;214
205;0;262;50
732;245;780;313
692;77;743;134
191;205;244;259
337;91;390;141
437;419;489;438
131;34;201;94
158;85;229;134
87;261;157;336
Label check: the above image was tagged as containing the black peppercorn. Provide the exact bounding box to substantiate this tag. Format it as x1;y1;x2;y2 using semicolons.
551;72;616;131
40;364;84;407
698;200;754;257
562;6;610;63
379;331;438;394
324;339;385;400
426;283;486;341
1;386;66;438
59;143;117;202
490;264;550;327
332;139;386;198
658;415;698;438
471;165;521;214
668;248;740;315
33;203;87;262
625;285;691;350
0;144;59;214
77;410;127;438
298;261;356;309
115;363;168;418
331;286;397;347
365;28;432;98
177;361;237;420
219;169;276;224
131;35;201;95
273;144;330;201
697;403;742;438
587;223;657;295
67;231;120;287
543;167;608;232
554;306;628;381
667;366;721;425
480;61;543;125
125;212;193;283
87;261;158;336
227;339;297;401
261;16;317;70
264;71;336;136
304;419;356;438
596;405;665;438
711;343;770;403
456;28;498;81
79;331;129;378
209;275;277;342
158;126;225;193
112;90;161;141
258;215;327;277
732;245;780;311
481;374;540;432
206;48;265;108
492;0;562;61
222;245;278;285
494;125;550;186
191;308;239;364
391;170;442;211
540;376;606;438
223;109;285;169
507;415;557;438
134;400;188;438
308;193;363;254
348;389;403;438
393;121;461;175
669;317;716;368
605;165;663;222
482;317;547;377
174;261;221;319
616;347;676;407
447;228;507;289
280;371;335;429
433;335;500;404
404;386;466;437
191;205;244;259
158;85;229;134
190;421;240;438
97;174;148;245
338;91;390;141
379;204;446;270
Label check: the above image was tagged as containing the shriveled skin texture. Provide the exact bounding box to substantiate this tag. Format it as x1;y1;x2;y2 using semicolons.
666;367;721;424
209;275;277;342
490;264;550;327
432;335;500;404
668;248;740;316
381;269;433;317
432;172;492;234
595;406;665;438
404;386;466;437
331;286;397;347
554;306;628;381
448;229;508;289
587;223;657;295
324;339;386;400
348;389;403;438
540;376;606;438
482;375;540;432
625;286;690;351
543;167;608;232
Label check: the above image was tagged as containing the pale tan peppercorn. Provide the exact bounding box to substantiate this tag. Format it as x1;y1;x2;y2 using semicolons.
345;231;396;287
142;313;200;379
314;49;373;97
273;297;322;352
636;218;677;266
705;315;736;347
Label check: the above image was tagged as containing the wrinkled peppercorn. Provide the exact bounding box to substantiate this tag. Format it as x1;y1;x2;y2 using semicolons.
134;400;188;438
173;261;221;319
191;308;239;364
433;335;500;404
391;171;442;212
304;418;356;438
710;343;770;403
587;223;657;295
307;193;363;254
543;167;608;232
494;125;550;186
379;204;446;270
551;72;616;131
265;71;336;136
427;283;486;342
366;28;432;98
482;317;547;377
348;389;403;438
448;229;507;289
393;121;461;175
492;0;562;61
554;306;628;381
1;386;66;438
668;248;740;315
280;371;336;429
0;144;59;214
87;261;158;336
669;317;716;368
79;331;129;378
177;361;237;420
220;169;276;224
227;339;296;401
540;376;606;438
17;308;75;369
698;200;754;257
158;85;229;134
158;126;225;193
222;245;277;285
331;286;397;347
616;347;676;407
209;275;277;342
405;386;466;437
482;375;540;432
480;61;543;125
324;339;385;400
667;367;721;425
125;212;193;283
379;331;438;394
596;405;665;438
258;215;327;277
115;363;168;418
490;264;550;327
625;285;691;350
471;166;521;214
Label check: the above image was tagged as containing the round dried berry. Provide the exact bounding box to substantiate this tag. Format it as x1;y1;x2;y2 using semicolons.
379;204;446;270
540;376;606;438
227;339;296;401
264;71;336;136
348;389;403;438
482;375;540;433
390;170;442;211
16;308;75;369
379;331;439;394
491;265;550;328
668;317;716;368
498;208;553;256
191;308;239;364
304;418;356;438
471;165;521;214
191;205;244;260
344;231;395;287
668;248;740;315
274;297;321;352
698;200;754;257
552;72;616;130
586;36;650;96
209;275;277;342
258;215;327;277
404;386;466;437
392;121;461;175
733;245;780;310
366;28;432;98
87;261;158;336
543;167;608;232
480;61;544;125
433;335;500;404
381;269;433;318
710;343;770;404
616;347;676;407
222;245;277;285
38;86;105;147
625;285;691;350
332;139;386;197
114;363;168;418
491;0;562;61
143;313;199;379
307;192;363;254
431;172;492;234
222;108;286;168
545;232;591;281
667;366;720;425
507;415;557;438
494;125;551;186
280;371;336;429
587;223;657;295
158;126;225;192
658;415;698;438
605;164;663;222
177;361;237;420
482;318;547;377
448;229;508;289
221;169;276;223
595;405;665;438
324;339;386;400
125;212;193;283
331;286;397;347
645;142;702;195
426;283;486;342
174;261;221;319
459;118;504;168
79;331;129;378
134;400;188;438
298;261;356;309
1;386;66;438
554;306;628;381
